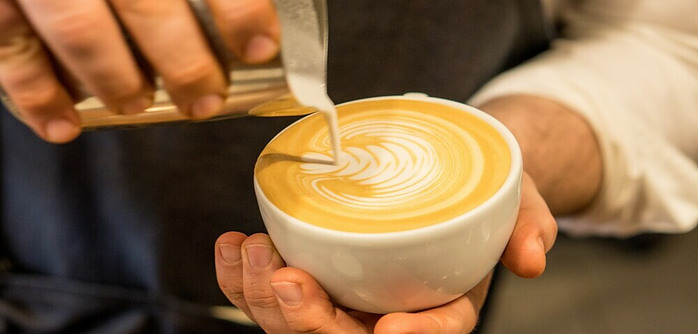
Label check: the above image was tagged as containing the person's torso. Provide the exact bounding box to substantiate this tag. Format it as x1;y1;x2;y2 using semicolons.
0;1;549;332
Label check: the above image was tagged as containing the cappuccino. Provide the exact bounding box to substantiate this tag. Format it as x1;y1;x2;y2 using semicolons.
255;98;511;233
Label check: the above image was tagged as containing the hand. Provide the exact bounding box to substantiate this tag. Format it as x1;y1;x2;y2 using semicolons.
214;172;556;333
0;0;280;143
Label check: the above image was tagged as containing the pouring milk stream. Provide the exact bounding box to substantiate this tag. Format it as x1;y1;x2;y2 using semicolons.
0;0;342;162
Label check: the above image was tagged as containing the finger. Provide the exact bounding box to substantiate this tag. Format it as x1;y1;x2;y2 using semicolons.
374;272;494;334
0;0;80;143
270;267;371;333
240;233;289;332
109;0;227;119
17;0;153;115
501;172;558;278
214;232;255;320
206;0;280;63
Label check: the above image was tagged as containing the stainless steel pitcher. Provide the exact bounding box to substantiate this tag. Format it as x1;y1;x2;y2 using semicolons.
0;0;331;129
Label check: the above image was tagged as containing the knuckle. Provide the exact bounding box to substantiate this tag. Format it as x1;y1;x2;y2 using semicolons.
217;280;242;294
286;319;327;334
224;290;247;307
162;59;219;90
66;68;145;106
0;33;42;63
105;77;146;101
243;287;279;310
11;84;64;114
283;302;337;333
218;281;247;308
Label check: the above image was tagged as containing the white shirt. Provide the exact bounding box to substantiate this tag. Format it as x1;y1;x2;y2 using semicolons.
470;0;698;237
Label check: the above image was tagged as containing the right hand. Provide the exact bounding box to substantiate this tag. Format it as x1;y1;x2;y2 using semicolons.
214;172;557;333
0;0;280;143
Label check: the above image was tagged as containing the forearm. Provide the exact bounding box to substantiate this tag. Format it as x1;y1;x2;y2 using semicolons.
467;0;698;236
477;94;602;216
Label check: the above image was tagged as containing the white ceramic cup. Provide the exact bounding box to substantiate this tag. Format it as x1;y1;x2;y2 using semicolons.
254;95;522;314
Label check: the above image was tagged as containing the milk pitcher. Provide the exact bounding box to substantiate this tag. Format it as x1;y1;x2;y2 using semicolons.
0;0;331;129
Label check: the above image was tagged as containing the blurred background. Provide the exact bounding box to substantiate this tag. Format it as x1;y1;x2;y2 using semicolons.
482;227;698;333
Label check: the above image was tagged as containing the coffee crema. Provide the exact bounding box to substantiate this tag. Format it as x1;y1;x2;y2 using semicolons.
255;99;511;233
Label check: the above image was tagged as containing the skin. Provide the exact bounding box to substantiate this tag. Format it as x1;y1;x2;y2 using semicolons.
0;0;280;143
481;95;602;279
213;95;603;333
480;95;603;216
0;1;603;332
215;172;552;334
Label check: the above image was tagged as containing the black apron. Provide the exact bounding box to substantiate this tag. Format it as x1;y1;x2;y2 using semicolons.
0;1;549;333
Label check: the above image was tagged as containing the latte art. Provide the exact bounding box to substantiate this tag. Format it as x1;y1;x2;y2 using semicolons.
299;116;483;211
255;99;511;232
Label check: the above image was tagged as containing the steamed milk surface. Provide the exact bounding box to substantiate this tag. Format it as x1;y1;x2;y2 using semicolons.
255;99;511;233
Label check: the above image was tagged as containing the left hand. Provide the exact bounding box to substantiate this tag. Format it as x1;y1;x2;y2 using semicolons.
214;172;556;333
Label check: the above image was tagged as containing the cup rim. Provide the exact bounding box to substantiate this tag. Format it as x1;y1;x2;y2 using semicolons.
254;94;522;243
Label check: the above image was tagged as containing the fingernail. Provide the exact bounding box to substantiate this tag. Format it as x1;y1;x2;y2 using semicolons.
538;237;546;252
122;97;152;115
191;94;224;119
245;35;278;63
245;244;273;269
219;243;241;265
271;282;303;306
45;117;80;143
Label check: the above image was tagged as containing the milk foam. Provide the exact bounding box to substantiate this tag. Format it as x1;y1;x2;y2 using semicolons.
299;118;484;210
255;99;510;233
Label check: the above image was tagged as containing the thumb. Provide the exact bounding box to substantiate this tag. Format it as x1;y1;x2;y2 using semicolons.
501;172;557;278
269;267;370;333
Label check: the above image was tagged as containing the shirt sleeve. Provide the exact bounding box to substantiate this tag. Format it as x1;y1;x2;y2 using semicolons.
468;0;698;237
